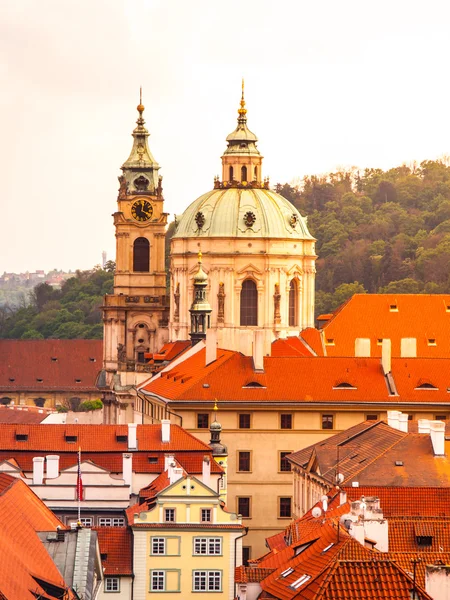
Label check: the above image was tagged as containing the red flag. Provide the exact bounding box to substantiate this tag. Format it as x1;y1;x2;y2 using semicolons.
76;447;83;501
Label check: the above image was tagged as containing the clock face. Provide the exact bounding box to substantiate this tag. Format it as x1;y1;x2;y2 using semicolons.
131;199;153;222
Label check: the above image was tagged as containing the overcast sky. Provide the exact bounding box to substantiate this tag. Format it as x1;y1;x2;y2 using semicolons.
2;0;450;273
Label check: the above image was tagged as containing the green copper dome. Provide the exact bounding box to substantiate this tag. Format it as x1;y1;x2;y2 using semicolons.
173;187;314;240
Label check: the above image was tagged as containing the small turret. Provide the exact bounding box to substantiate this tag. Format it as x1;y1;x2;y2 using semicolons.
189;252;212;345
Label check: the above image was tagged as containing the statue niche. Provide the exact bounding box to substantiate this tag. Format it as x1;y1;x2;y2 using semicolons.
274;283;281;325
217;282;225;325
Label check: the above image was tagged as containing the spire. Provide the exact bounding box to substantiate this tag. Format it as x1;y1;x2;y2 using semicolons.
121;89;160;193
189;252;212;345
238;78;247;123
223;81;259;153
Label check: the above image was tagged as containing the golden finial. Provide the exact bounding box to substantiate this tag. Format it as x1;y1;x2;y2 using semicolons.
198;250;203;263
213;399;218;411
238;78;247;117
137;86;145;114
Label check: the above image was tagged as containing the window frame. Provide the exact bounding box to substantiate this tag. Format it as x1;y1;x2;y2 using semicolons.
321;414;334;430
193;536;223;556
243;546;251;567
279;451;293;473
238;413;251;429
98;517;125;527
150;570;165;592
104;577;120;593
151;537;166;555
201;508;212;523
133;237;150;272
237;450;252;472
240;279;258;326
237;496;252;519
192;570;222;592
280;413;293;430
279;496;292;519
197;413;209;429
164;508;176;523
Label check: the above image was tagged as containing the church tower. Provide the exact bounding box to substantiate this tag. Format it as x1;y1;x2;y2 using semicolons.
103;94;169;376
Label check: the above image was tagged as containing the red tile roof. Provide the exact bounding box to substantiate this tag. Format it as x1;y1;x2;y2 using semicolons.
272;337;316;358
93;527;132;575
151;341;191;362
322;294;450;358
0;339;103;392
0;404;55;423
0;477;75;599
0;423;223;475
345;486;450;516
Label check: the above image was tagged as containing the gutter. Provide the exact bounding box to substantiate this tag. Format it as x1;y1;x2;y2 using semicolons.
234;526;249;599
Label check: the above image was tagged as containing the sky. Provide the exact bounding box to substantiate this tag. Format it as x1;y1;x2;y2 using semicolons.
2;0;450;273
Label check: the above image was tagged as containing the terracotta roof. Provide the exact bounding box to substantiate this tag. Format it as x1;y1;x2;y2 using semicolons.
0;477;75;599
235;566;275;583
345;486;450;516
0;339;103;392
300;328;325;356
0;473;16;494
151;340;191;362
322;294;450;358
0;404;55;423
93;527;132;575
272;337;316;358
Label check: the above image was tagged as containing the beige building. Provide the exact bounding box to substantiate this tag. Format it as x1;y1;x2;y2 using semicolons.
169;84;316;356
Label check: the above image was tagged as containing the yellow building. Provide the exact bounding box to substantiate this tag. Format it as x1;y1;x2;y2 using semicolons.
131;471;245;599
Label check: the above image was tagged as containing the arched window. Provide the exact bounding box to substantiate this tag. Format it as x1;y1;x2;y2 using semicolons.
133;237;150;272
289;279;298;327
34;397;46;408
229;166;234;181
241;166;247;182
240;279;258;326
0;397;11;406
254;166;258;181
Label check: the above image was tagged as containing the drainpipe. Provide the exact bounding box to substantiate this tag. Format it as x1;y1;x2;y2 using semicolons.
217;473;224;494
234;527;249;599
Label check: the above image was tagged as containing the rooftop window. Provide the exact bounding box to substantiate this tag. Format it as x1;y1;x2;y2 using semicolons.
333;382;356;389
15;433;28;441
322;543;334;553
415;383;438;390
65;435;77;443
51;357;58;362
281;567;294;578
428;338;437;346
389;304;398;312
289;574;311;590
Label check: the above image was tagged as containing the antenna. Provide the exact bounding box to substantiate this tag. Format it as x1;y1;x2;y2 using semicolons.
312;506;322;518
140;86;142;105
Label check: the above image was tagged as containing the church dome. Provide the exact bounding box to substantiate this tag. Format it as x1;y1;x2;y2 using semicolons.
173;187;314;240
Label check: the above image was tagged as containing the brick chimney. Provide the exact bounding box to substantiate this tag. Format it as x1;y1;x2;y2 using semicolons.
202;455;211;489
161;419;171;443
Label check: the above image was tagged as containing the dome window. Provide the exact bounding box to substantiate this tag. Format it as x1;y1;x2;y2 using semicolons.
240;279;258;326
229;166;234;181
241;166;247;182
289;279;298;327
195;211;205;229
133;237;150;272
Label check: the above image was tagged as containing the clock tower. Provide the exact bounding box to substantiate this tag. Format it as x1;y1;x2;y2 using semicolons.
102;95;169;381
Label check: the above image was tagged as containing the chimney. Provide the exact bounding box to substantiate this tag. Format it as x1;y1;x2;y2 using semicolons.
253;330;264;372
128;423;137;450
33;457;44;485
122;453;132;486
161;419;171;443
418;419;431;434
430;420;446;456
170;467;183;485
400;337;417;358
387;410;401;431
355;338;371;357
46;455;60;479
205;330;217;366
202;455;211;489
381;339;391;374
340;489;347;506
164;454;175;471
398;412;408;433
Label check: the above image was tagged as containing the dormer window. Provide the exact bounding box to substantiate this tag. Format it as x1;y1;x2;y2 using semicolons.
51;357;58;362
75;379;81;383
428;338;437;346
243;382;266;389
36;378;43;383
389;304;398;312
65;435;77;443
333;382;356;390
415;382;438;390
116;435;127;442
325;338;335;346
15;433;28;441
89;357;96;362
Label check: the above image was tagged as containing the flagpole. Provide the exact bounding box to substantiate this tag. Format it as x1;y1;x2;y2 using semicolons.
77;446;82;526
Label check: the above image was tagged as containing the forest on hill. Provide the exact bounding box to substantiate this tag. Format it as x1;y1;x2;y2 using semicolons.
277;159;450;315
2;159;450;339
0;266;113;339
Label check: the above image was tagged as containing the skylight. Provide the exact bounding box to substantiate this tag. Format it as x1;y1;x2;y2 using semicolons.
322;543;334;553
289;574;311;590
281;567;294;578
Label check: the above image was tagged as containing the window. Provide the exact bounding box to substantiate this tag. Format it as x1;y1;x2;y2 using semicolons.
280;413;292;429
164;508;175;522
229;166;234;180
289;280;298;327
428;338;437;346
80;518;92;527
0;397;11;406
151;571;165;591
366;414;378;421
34;397;45;407
133;237;150;272
322;414;334;430
243;546;251;567
241;165;247;182
240;279;258;326
193;537;222;555
152;537;166;555
237;497;251;518
193;571;222;592
238;451;251;472
137;351;145;363
280;452;292;472
239;413;251;429
279;497;292;518
435;415;447;421
201;509;211;523
104;577;120;592
254;166;258;180
98;518;125;527
197;413;209;429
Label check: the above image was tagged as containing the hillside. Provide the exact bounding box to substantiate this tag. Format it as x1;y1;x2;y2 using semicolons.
277;159;450;314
